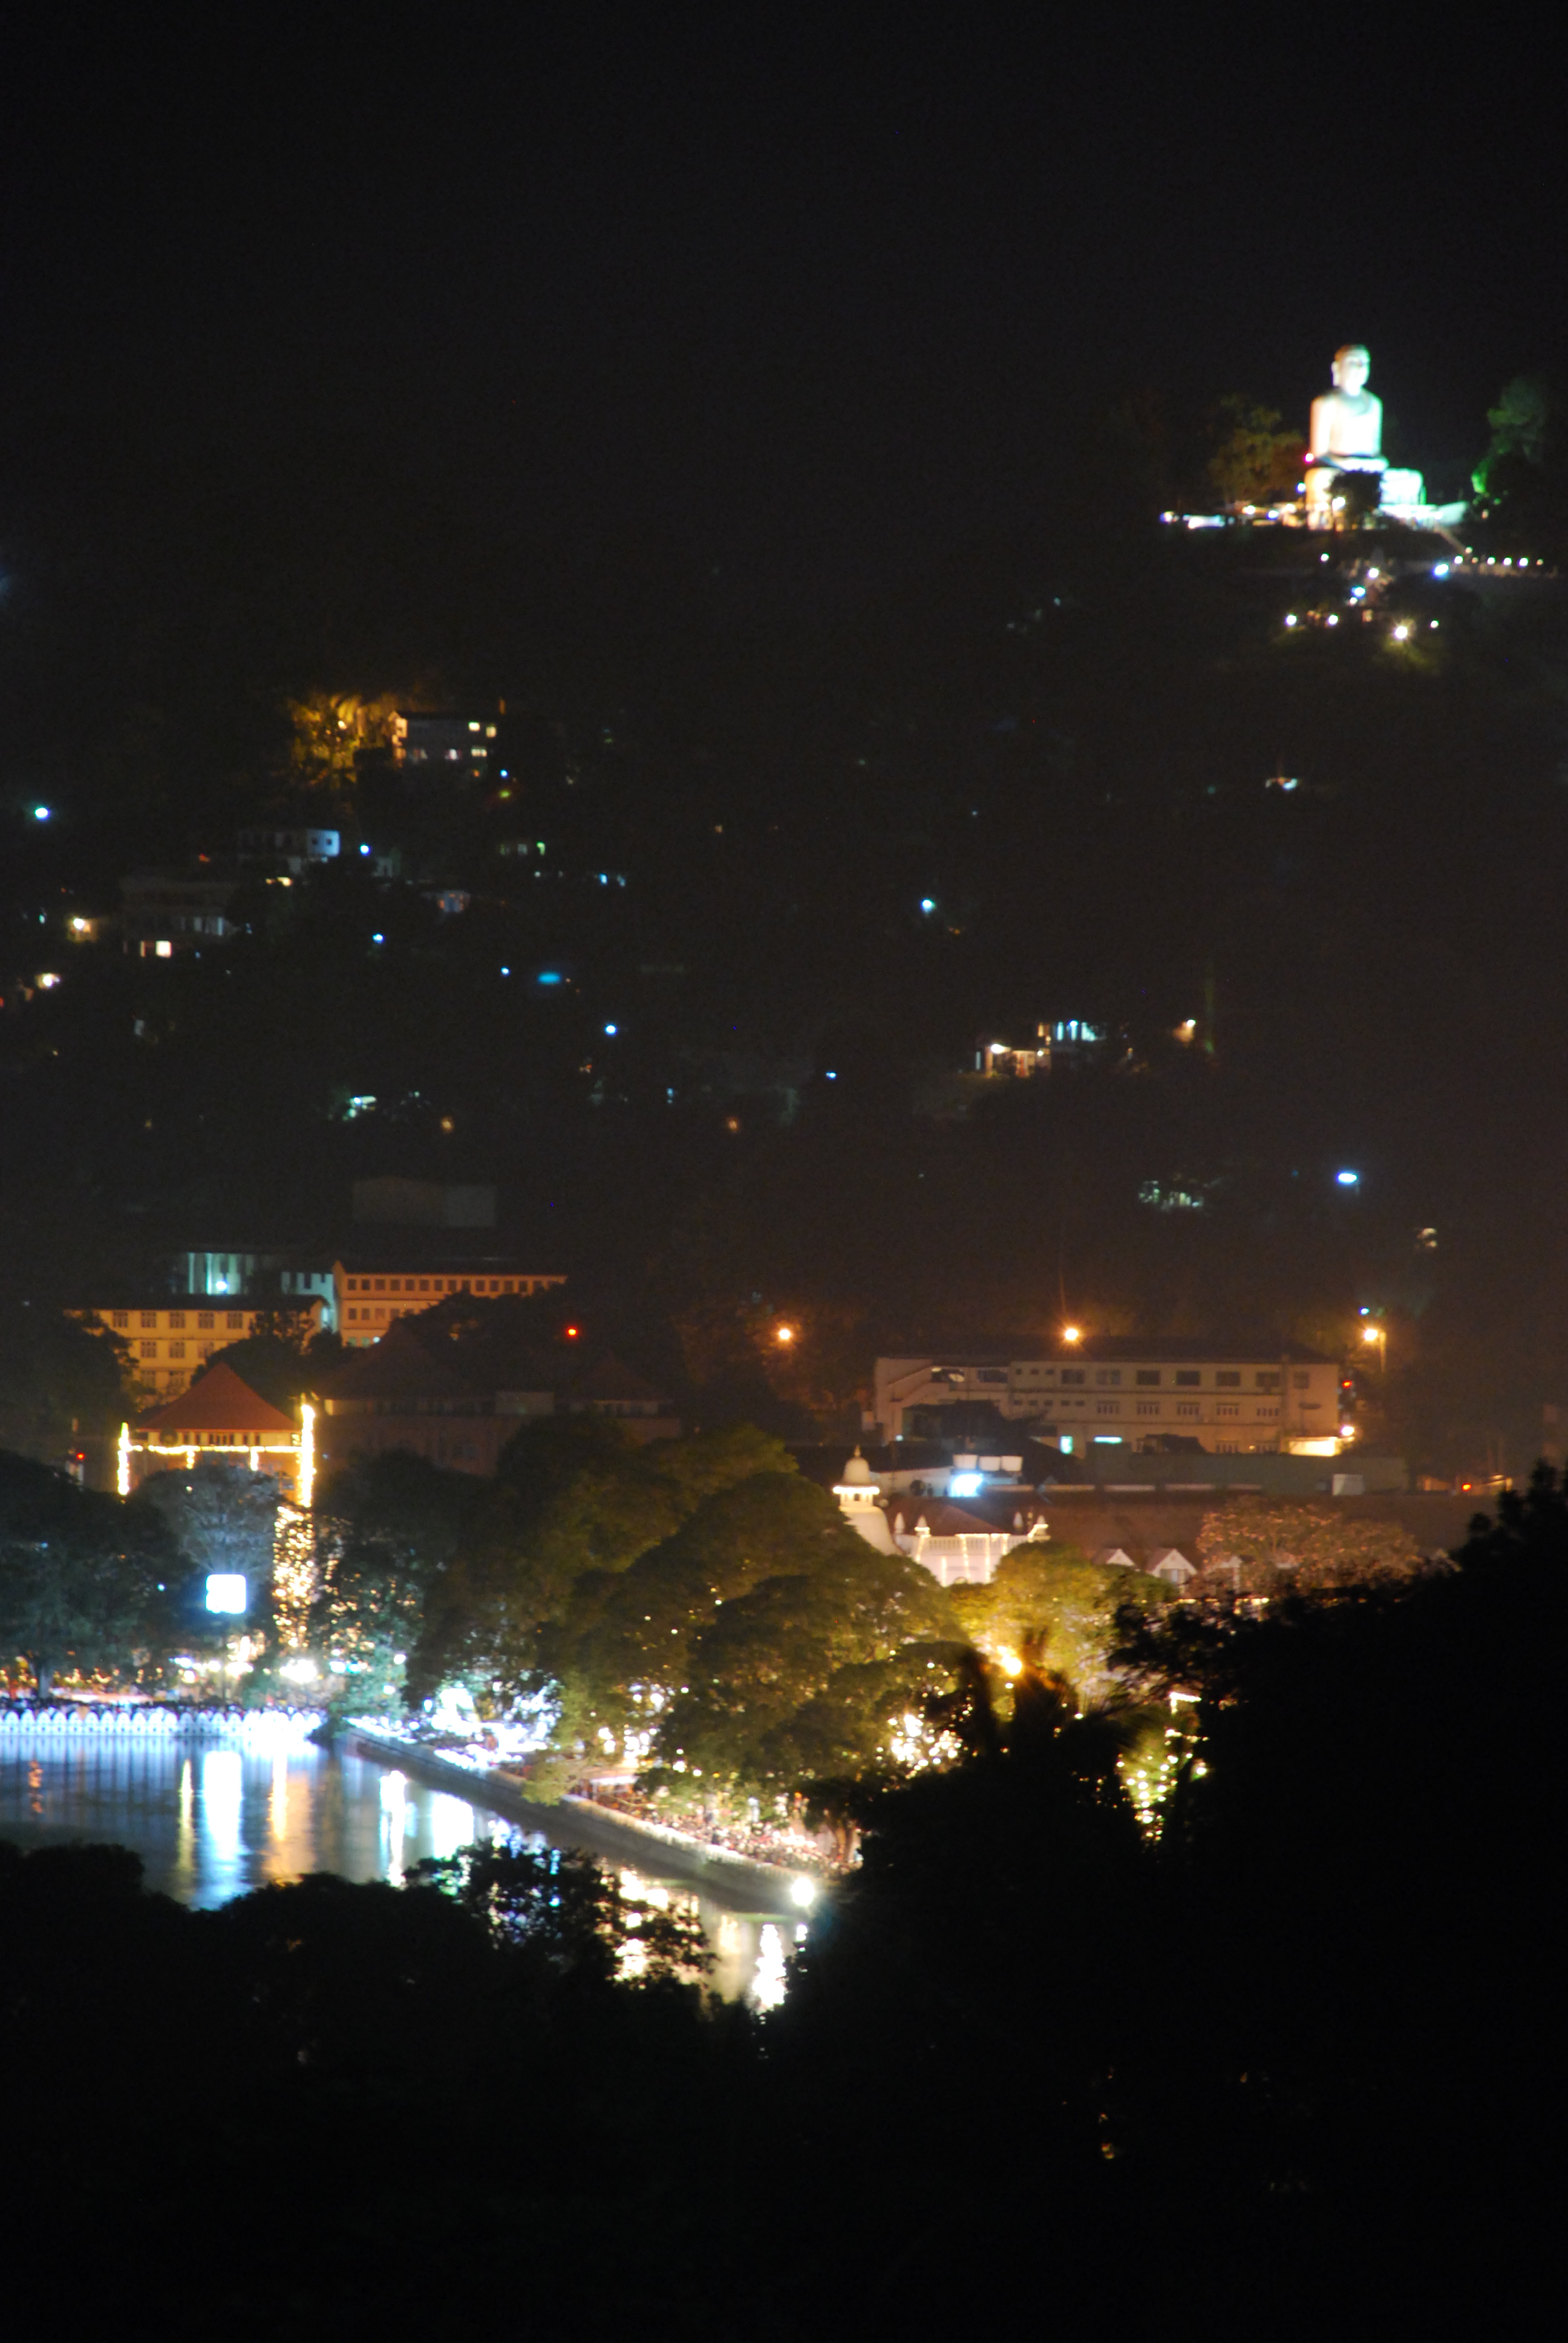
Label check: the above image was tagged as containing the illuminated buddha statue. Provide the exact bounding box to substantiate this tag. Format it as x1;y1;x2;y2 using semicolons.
1305;343;1386;525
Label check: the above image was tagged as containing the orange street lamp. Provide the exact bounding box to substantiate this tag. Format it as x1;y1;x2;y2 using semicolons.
1062;1324;1083;1346
775;1323;796;1346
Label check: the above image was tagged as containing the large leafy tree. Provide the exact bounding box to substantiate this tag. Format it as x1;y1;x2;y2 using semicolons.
1206;395;1304;507
410;1419;794;1705
948;1538;1164;1701
310;1449;470;1702
139;1459;281;1584
648;1527;960;1798
0;1449;177;1695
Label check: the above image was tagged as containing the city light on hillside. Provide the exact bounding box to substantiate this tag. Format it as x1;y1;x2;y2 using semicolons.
1062;1324;1083;1345
774;1323;796;1345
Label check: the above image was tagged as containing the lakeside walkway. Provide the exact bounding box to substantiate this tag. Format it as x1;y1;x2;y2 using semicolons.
344;1724;811;1918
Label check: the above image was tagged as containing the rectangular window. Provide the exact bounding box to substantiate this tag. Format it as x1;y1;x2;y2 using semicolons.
348;1308;359;1321
141;1311;158;1329
1256;1372;1280;1391
374;1278;386;1291
1094;1369;1122;1387
200;1345;214;1359
113;1310;129;1328
1175;1401;1198;1417
140;1340;158;1358
419;1280;430;1292
1136;1401;1160;1417
168;1341;186;1359
1174;1370;1200;1387
1136;1369;1160;1387
198;1311;214;1329
1258;1404;1279;1419
1217;1403;1240;1418
227;1312;243;1329
1217;1441;1241;1453
1216;1371;1241;1388
1096;1400;1120;1416
168;1312;186;1329
1061;1369;1085;1386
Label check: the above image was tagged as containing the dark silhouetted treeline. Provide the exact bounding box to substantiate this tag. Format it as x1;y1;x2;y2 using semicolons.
2;1483;1561;2336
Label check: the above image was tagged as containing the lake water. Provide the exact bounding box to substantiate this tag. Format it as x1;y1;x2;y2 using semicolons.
0;1734;800;2004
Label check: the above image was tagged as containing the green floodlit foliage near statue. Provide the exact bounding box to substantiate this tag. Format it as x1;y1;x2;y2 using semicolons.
1206;395;1303;508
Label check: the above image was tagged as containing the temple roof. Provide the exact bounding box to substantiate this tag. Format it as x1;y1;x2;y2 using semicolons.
137;1363;298;1436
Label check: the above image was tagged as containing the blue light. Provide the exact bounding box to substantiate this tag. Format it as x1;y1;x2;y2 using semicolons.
31;805;50;822
359;842;371;855
825;1070;837;1080
537;971;563;986
1336;1169;1359;1187
603;1022;618;1035
949;1472;984;1496
500;966;510;977
371;932;385;945
920;897;936;913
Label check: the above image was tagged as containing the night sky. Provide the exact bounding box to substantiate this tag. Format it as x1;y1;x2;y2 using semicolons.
5;9;1564;631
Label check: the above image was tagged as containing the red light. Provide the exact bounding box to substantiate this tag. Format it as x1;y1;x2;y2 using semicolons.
564;1325;580;1339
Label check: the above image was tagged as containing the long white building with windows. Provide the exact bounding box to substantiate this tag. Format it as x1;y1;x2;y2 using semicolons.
872;1340;1347;1457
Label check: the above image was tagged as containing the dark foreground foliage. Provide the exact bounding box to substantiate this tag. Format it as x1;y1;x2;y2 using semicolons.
1;1485;1561;2338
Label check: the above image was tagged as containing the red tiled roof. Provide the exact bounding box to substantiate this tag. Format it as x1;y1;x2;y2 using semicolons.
137;1362;298;1436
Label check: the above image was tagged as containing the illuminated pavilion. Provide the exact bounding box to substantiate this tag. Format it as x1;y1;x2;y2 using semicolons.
120;1362;313;1503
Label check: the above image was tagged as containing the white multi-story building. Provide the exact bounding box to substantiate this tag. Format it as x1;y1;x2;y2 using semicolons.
873;1341;1346;1457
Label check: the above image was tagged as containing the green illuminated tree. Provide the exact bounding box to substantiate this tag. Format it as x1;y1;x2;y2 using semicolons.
408;1419;797;1705
648;1533;959;1798
947;1539;1163;1704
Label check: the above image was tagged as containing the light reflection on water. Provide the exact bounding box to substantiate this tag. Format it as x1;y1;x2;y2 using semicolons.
0;1739;796;1999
